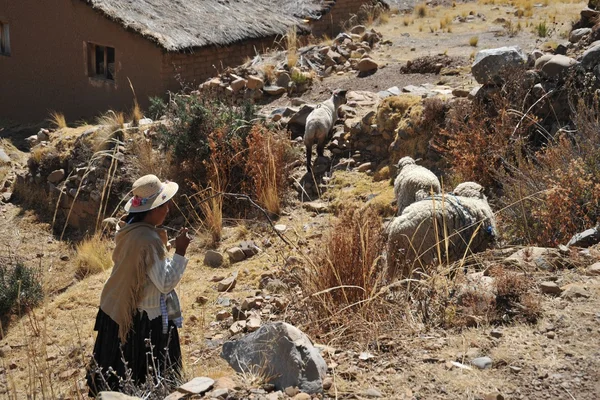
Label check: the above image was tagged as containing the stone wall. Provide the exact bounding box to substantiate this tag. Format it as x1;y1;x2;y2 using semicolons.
310;0;372;37
161;36;279;91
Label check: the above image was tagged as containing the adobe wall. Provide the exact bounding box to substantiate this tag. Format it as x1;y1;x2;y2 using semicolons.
0;0;164;122
161;36;279;92
310;0;372;37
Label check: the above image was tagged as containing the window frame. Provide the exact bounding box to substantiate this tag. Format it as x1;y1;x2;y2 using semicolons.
87;42;116;81
0;22;10;56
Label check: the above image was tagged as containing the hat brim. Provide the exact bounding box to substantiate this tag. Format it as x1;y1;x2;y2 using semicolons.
124;181;179;213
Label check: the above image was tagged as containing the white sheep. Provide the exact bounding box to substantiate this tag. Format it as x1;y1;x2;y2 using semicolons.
304;89;347;172
393;156;441;215
386;182;497;279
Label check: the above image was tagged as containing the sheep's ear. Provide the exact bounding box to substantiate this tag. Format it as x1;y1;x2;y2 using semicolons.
336;89;348;97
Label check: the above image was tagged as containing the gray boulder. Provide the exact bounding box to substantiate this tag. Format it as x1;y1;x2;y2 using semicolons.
540;55;578;79
567;227;600;248
581;44;600;70
471;46;527;84
221;322;327;393
570;28;592;43
534;54;554;70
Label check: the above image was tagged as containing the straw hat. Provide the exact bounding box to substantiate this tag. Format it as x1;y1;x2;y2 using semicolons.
124;175;179;213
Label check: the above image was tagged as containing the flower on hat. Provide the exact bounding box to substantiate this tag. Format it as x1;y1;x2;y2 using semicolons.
131;195;148;208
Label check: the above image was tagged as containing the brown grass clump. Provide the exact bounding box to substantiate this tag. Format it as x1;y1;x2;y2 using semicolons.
262;63;277;85
469;36;479;46
491;267;541;324
244;124;291;216
301;206;387;335
285;26;298;68
415;3;428;18
48;111;67;129
93;110;125;152
74;234;113;278
131;100;143;127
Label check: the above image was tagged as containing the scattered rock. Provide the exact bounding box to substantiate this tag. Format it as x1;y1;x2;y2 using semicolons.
246;75;264;90
581;44;600;70
229;320;247;335
471;46;527;84
217;276;237;292
540;281;562;295
226;247;246;263
274;224;287;233
540;55;578;79
567;227;600;248
362;388;383;397
560;284;591;300
350;25;367;35
216;310;231;321
246;316;261;332
230;78;246;92
490;329;503;339
322;377;333;391
263;86;287;96
357;162;373;172
303;201;330;213
357;58;378;73
98;393;142;400
484;394;505;400
471;357;493;370
178;377;215;394
293;393;310;400
570;27;592;43
213;376;239;391
276;72;292;88
221;322;327;393
47;169;65;184
586;262;600;276
240;240;260;257
204;250;224;268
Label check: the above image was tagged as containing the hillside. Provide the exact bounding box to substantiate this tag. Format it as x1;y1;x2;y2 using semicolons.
1;1;600;399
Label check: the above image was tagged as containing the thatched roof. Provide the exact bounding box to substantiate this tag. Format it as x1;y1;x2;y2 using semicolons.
84;0;337;51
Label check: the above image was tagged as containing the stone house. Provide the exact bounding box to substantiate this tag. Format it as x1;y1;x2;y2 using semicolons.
0;0;377;122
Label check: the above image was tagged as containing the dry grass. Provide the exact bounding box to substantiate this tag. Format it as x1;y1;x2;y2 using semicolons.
74;234;113;278
93;111;125;152
415;3;428;18
285;26;298;69
261;63;277;85
48;111;67;129
469;36;479;46
244;125;290;216
131;138;174;178
130;100;143;127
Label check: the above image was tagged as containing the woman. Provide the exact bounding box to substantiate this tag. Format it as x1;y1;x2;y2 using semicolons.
87;174;191;395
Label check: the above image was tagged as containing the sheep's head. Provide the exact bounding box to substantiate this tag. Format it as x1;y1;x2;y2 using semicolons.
333;89;348;106
453;181;485;199
396;156;415;169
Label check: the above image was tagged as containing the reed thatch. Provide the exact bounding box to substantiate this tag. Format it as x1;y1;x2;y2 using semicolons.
84;0;337;51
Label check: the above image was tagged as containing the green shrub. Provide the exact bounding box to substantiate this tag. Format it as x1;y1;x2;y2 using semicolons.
156;93;257;183
148;96;167;120
0;262;43;320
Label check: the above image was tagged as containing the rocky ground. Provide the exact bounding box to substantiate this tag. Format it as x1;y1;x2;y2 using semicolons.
1;1;600;399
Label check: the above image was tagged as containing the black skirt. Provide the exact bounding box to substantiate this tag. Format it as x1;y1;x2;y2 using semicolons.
86;308;182;396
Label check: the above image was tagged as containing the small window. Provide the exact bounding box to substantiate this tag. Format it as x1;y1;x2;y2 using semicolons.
88;43;115;80
0;22;10;56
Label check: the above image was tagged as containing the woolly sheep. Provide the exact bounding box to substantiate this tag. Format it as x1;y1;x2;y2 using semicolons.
304;89;347;171
386;182;497;278
393;156;441;215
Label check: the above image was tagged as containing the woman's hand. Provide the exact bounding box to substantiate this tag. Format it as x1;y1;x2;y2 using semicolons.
175;228;192;256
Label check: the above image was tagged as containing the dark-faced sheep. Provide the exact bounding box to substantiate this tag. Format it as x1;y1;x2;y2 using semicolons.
393;156;441;215
304;89;347;172
386;182;497;278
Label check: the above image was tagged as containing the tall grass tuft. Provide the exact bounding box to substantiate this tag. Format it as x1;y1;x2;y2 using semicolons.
74;234;113;278
415;3;427;18
303;206;386;318
48;111;67;129
286;26;298;68
244;125;290;216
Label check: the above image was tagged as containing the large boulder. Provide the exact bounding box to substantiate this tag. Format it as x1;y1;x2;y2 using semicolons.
471;46;527;84
570;27;592;43
540;55;578;79
221;322;327;393
581;44;600;70
287;104;315;138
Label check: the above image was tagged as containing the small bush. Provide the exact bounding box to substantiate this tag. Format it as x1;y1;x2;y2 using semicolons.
469;36;479;46
75;235;113;278
148;96;167;120
415;3;427;18
0;261;43;322
492;267;541;324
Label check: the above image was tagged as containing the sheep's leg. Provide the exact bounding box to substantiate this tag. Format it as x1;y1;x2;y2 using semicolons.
306;145;312;172
316;142;325;158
